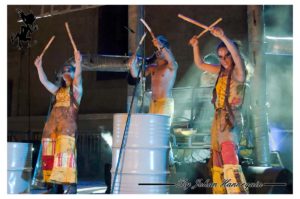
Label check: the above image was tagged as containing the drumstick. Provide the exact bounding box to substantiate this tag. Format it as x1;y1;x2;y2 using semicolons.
197;18;222;39
65;22;78;51
178;14;209;30
140;19;160;50
128;32;147;70
134;32;147;55
40;36;55;58
140;19;155;39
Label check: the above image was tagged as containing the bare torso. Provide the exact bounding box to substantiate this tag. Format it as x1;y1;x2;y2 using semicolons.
147;59;177;100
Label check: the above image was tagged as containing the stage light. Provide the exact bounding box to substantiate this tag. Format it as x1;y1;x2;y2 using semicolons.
265;36;293;40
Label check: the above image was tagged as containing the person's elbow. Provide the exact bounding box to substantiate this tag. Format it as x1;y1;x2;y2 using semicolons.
129;68;138;78
130;71;137;78
40;77;49;85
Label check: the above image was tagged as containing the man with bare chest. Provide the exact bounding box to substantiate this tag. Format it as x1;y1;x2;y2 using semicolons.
128;35;178;121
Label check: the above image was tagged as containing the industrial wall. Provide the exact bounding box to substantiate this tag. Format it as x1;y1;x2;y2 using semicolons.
8;5;248;117
7;5;293;179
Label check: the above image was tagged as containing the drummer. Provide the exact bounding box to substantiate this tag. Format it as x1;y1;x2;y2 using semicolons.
128;35;178;122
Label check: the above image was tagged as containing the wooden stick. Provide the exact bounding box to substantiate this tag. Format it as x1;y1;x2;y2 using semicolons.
178;14;209;30
134;32;147;55
65;22;78;51
40;36;55;57
197;18;223;39
140;19;156;39
140;18;160;50
128;32;147;70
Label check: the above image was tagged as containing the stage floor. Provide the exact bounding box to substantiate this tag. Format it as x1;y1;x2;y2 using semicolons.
30;180;107;194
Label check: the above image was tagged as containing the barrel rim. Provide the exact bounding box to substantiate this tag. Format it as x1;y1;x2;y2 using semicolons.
111;171;170;175
112;146;170;149
113;113;170;119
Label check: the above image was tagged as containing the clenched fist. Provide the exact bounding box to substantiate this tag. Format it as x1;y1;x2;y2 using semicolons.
74;50;82;63
210;27;224;38
34;56;42;68
189;35;198;47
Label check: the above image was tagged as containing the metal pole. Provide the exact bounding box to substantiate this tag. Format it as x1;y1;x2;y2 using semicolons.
111;63;143;193
247;5;270;166
127;5;145;113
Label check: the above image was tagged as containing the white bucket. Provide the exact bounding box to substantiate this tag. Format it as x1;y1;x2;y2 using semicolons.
111;113;171;194
7;142;33;194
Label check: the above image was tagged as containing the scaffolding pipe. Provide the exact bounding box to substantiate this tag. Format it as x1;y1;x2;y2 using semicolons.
247;5;270;166
127;5;145;113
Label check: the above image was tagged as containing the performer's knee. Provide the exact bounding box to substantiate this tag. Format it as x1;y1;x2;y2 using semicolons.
220;141;238;165
212;150;223;167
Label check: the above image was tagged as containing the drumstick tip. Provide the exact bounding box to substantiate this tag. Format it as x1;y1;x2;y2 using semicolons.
65;22;70;29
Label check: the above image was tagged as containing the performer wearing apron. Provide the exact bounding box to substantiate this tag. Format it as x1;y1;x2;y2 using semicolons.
33;50;82;194
189;27;248;194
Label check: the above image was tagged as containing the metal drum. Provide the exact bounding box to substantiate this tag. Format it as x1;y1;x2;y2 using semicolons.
111;113;171;194
7;142;33;194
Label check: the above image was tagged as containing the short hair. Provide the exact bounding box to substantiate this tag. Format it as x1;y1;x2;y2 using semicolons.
157;35;169;49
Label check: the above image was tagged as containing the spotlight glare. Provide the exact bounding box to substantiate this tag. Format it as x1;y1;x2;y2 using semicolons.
265;36;293;40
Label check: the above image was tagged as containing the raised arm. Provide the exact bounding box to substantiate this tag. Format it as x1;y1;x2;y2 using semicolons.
189;36;220;74
210;27;245;82
73;50;82;86
34;56;59;95
72;50;83;103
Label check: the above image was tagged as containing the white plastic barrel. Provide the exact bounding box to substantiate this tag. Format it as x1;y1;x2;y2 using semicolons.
7;142;33;194
111;113;171;194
